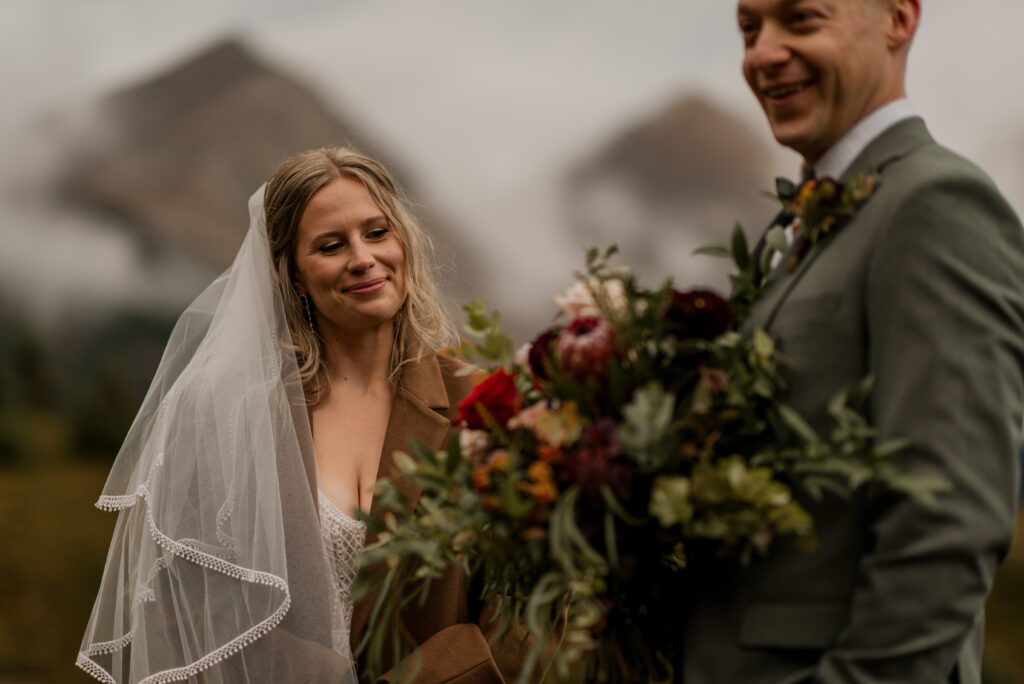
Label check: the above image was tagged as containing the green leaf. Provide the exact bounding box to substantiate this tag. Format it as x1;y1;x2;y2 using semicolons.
872;437;912;459
445;430;463;475
603;508;619;570
776;177;798;199
731;224;751;272
618;382;676;470
778;405;820;444
649;476;694;527
693;245;731;259
600;485;646;526
752;328;775;359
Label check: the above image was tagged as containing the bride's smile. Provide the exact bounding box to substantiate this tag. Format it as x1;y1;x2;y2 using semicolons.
292;174;408;336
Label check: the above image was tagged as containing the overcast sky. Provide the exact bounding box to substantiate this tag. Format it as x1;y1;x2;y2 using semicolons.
2;1;1023;330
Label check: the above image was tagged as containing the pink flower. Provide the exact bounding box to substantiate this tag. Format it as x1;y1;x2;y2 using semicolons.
553;278;627;320
556;317;617;382
459;429;492;463
508;400;583;448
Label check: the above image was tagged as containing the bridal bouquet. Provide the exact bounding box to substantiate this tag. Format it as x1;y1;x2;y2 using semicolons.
354;240;939;683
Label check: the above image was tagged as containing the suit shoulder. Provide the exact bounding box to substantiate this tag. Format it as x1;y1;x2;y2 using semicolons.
886;139;1011;207
872;140;1022;245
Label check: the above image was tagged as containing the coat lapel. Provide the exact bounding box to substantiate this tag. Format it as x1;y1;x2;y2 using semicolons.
748;117;934;333
350;351;454;645
373;352;453;517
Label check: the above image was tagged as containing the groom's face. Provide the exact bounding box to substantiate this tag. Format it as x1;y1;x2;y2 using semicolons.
738;0;898;164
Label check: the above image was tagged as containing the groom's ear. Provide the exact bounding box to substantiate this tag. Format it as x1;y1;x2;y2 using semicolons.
884;0;921;52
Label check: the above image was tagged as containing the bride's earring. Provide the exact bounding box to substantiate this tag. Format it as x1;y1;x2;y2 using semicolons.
298;293;315;332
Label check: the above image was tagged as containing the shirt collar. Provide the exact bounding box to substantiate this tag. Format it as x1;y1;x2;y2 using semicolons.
809;99;916;180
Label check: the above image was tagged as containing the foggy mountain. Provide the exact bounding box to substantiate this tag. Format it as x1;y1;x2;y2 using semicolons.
61;38;481;300
568;95;775;292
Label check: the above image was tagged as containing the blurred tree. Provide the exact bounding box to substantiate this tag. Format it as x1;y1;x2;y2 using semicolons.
66;310;173;460
71;358;138;459
13;328;57;410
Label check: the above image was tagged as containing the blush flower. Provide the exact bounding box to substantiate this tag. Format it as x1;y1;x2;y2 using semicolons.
556;317;617;382
509;400;584;448
553;278;627;320
459;429;492;464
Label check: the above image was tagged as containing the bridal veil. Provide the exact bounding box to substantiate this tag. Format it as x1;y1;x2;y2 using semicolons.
77;187;357;683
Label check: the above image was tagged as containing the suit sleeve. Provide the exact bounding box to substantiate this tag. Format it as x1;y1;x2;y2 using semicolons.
814;170;1024;682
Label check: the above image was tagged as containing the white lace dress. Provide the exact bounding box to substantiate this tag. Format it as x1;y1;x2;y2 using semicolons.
318;492;368;649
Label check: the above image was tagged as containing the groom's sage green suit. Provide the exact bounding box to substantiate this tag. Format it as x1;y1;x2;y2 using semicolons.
682;117;1024;683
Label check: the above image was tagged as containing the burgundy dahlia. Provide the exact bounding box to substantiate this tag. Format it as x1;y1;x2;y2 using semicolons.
556;317;617;382
664;289;734;341
527;327;561;381
562;419;633;502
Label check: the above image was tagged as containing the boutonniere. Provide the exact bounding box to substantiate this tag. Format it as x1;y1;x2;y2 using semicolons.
768;172;880;273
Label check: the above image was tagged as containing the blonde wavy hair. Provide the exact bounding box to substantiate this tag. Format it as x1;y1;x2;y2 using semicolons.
264;147;456;405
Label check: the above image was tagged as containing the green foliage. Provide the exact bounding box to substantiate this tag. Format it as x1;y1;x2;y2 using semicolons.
618;382;675;472
458;301;515;368
357;244;946;683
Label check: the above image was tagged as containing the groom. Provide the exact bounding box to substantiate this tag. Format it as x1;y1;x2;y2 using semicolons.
682;1;1024;682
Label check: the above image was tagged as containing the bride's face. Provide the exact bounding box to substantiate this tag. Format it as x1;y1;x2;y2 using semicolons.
292;176;408;336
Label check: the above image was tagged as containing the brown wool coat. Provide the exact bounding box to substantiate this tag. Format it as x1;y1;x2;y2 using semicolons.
346;351;527;684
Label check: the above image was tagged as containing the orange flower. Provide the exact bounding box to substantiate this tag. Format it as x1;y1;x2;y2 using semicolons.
527;460;554;482
522;461;558;505
538;444;563;464
481;495;502;512
487;450;512;472
794;178;817;211
521;527;548;542
523;480;558;505
472;465;491;491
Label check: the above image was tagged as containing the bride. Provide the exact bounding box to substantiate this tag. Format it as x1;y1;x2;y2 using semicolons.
78;148;509;683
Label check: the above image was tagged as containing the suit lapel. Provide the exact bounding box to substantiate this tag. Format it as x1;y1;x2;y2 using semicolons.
351;351;453;644
748;117;934;333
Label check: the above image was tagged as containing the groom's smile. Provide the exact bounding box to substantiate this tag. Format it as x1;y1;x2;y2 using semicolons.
763;80;815;101
737;0;908;165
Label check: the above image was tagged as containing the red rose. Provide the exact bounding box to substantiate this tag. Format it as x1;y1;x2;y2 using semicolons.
664;289;734;341
456;368;522;430
556;317;617;382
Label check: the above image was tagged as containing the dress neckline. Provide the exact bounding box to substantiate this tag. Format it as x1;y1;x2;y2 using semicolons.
318;491;367;528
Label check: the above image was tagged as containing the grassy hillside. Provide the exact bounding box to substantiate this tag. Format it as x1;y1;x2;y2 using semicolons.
0;462;114;683
1;459;1022;683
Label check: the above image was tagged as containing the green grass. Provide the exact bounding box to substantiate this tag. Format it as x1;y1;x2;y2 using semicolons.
0;461;113;683
1;461;1022;683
